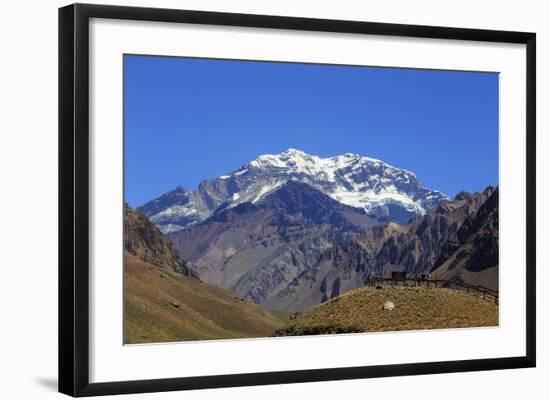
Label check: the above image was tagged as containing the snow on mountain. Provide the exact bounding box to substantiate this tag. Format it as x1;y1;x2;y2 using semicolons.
138;148;447;233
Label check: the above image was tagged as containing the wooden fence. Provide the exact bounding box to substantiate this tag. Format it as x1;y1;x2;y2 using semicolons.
364;277;499;304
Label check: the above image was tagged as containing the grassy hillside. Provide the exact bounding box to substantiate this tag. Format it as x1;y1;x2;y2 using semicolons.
275;286;498;336
124;253;285;344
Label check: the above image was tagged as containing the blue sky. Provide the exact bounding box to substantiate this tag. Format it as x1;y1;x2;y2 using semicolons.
124;55;498;207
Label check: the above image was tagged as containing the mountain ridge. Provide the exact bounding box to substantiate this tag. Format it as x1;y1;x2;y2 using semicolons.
168;180;373;303
124;203;194;277
138;149;448;233
264;186;498;313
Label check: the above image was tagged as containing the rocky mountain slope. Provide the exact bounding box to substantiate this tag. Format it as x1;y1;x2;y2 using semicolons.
264;187;498;313
168;181;377;303
431;188;498;290
139;149;447;233
124;203;193;276
124;205;285;343
169;178;497;314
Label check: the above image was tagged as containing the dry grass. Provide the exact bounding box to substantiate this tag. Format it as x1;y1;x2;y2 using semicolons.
125;252;499;342
275;286;499;336
124;253;284;344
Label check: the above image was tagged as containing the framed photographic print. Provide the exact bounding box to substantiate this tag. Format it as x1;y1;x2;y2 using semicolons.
58;3;536;397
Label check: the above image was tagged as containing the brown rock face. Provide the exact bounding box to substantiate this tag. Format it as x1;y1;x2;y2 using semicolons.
264;187;498;313
168;181;377;304
166;184;498;314
431;188;498;290
359;186;497;277
124;204;194;277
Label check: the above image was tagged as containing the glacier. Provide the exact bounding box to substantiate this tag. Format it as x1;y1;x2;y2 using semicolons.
138;148;448;233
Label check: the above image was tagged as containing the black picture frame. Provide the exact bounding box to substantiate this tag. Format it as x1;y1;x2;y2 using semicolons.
59;3;536;397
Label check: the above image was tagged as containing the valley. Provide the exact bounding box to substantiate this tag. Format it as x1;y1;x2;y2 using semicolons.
126;149;499;342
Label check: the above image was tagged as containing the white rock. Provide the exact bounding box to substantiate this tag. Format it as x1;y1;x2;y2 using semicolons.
383;300;395;311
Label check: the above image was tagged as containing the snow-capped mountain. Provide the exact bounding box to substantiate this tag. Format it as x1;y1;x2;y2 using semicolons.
138;148;447;233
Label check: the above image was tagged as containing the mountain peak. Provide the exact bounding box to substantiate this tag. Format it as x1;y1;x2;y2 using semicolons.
249;149;406;175
341;152;361;158
139;149;448;232
282;147;306;155
251;148;315;168
174;185;189;192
